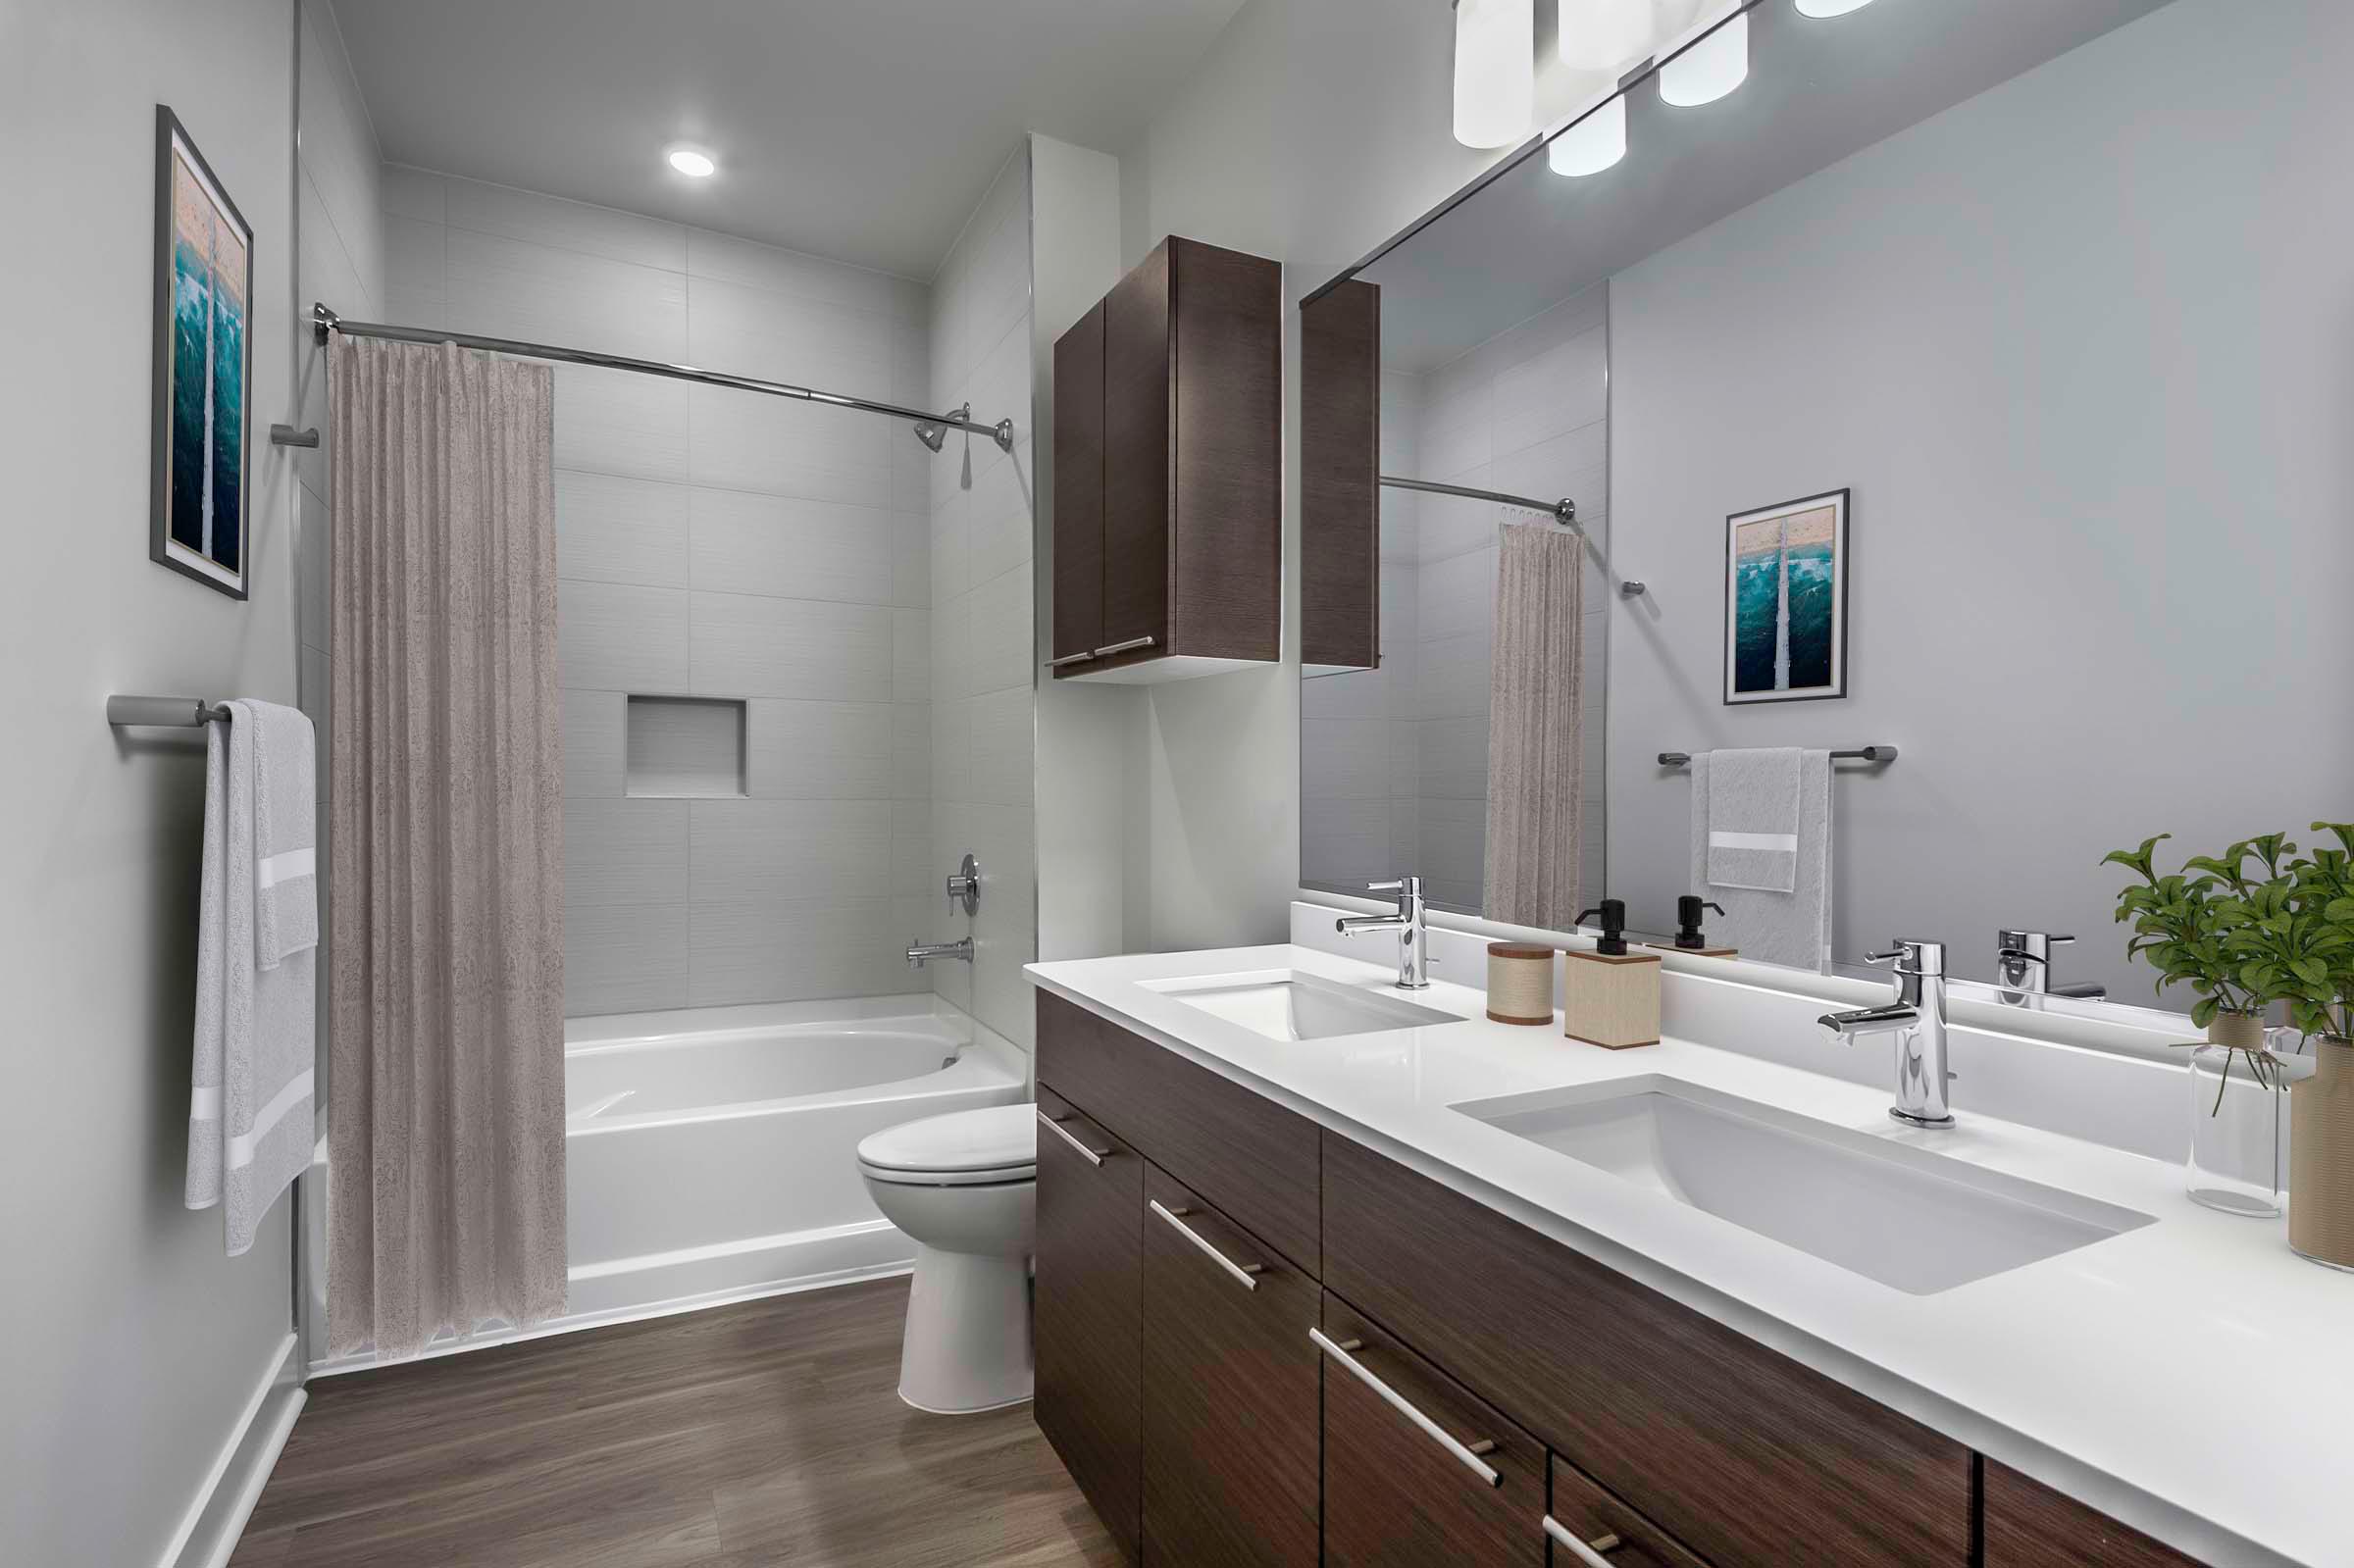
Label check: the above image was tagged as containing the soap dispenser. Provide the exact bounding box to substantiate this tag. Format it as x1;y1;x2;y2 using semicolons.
1561;899;1661;1049
1658;894;1735;957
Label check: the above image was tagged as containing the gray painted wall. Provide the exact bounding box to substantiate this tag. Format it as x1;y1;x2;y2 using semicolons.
0;3;301;1563
1605;0;2354;999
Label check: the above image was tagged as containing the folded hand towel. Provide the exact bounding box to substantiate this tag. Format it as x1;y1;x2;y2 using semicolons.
250;701;318;968
187;700;317;1256
1689;750;1833;971
1704;746;1804;893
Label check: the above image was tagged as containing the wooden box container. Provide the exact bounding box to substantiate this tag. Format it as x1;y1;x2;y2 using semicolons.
1561;949;1661;1049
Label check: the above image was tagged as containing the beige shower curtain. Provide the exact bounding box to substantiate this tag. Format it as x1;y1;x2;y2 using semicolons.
1483;523;1586;929
327;337;566;1358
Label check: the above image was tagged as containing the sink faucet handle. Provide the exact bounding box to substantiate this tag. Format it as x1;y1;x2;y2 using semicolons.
1866;938;1946;976
1366;876;1420;895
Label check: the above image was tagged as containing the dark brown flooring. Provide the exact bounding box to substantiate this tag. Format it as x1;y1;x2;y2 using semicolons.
229;1278;1122;1568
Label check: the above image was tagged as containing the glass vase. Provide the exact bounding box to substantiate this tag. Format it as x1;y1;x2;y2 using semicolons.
2185;1022;2288;1217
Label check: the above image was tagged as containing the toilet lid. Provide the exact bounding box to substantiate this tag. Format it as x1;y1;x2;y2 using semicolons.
857;1102;1037;1178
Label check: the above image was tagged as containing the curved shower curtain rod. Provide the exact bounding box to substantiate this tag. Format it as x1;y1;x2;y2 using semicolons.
305;301;1016;453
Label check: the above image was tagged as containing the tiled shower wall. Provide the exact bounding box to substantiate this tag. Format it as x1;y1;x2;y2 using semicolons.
922;151;1040;1050
1303;280;1610;914
379;166;941;1017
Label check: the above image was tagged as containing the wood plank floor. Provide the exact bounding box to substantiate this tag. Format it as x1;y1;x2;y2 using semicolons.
230;1278;1122;1568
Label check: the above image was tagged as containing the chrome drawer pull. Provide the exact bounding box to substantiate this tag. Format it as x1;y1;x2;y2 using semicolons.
1309;1327;1501;1488
1149;1199;1263;1290
1047;650;1098;668
1541;1516;1624;1566
1036;1109;1109;1166
1092;634;1157;657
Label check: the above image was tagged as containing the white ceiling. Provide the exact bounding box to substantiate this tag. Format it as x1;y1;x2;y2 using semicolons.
328;0;1248;278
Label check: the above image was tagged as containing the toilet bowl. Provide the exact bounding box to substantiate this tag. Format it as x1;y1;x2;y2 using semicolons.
856;1102;1037;1414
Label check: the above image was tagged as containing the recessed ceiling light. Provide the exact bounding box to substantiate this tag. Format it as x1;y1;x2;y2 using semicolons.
667;147;716;178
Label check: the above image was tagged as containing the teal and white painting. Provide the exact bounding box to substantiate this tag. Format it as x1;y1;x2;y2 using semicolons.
1724;490;1848;704
151;109;251;598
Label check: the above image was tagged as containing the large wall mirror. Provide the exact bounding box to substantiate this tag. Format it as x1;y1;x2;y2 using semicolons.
1300;0;2353;1007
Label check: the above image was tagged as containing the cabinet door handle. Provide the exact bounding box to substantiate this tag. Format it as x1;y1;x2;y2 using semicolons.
1047;650;1098;668
1036;1109;1109;1166
1310;1327;1502;1488
1149;1198;1263;1291
1093;634;1157;657
1541;1516;1624;1566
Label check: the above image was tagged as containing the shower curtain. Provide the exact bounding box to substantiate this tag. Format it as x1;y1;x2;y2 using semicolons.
1483;523;1586;930
327;337;566;1357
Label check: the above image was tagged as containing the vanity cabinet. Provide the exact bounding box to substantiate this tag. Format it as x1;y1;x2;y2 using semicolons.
1981;1460;2208;1568
1140;1165;1320;1567
1031;1087;1141;1562
1048;235;1281;684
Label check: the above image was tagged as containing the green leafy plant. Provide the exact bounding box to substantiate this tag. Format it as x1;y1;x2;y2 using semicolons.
2273;821;2354;1041
2104;834;2270;1030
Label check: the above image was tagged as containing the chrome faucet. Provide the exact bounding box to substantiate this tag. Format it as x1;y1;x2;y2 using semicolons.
1818;938;1955;1128
1335;876;1433;990
1995;929;2106;1002
905;937;974;968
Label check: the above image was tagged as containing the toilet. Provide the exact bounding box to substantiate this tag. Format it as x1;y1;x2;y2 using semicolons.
856;1102;1038;1414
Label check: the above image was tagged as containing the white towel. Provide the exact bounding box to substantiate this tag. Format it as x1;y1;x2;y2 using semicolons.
1689;750;1834;971
1705;746;1803;892
250;701;318;967
186;699;317;1256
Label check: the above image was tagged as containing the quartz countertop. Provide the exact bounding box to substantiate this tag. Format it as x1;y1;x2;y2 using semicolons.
1026;943;2353;1568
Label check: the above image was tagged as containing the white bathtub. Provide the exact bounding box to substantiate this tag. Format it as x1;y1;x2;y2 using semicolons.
306;995;1027;1372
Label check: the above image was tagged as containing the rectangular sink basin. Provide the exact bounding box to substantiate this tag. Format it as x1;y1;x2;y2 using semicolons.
1454;1077;2154;1294
1143;970;1464;1042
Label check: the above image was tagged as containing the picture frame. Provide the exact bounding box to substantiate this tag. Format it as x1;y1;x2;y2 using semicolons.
1722;488;1849;705
150;105;253;599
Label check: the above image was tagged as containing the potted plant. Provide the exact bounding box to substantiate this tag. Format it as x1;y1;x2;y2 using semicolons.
2104;834;2276;1041
2281;823;2354;1270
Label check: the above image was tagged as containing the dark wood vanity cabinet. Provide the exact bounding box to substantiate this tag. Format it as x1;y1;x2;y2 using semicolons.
1981;1460;2209;1568
1049;235;1280;683
1030;1087;1141;1562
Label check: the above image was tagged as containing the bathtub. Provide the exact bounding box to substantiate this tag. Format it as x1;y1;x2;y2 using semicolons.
305;994;1027;1372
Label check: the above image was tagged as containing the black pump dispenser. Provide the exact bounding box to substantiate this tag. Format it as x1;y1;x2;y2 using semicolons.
1575;899;1630;956
1673;895;1727;950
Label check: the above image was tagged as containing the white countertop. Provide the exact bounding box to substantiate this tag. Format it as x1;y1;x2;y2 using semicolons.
1026;943;2353;1568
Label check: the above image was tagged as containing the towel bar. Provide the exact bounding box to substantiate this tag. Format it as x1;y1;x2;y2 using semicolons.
1658;745;1895;768
108;695;230;727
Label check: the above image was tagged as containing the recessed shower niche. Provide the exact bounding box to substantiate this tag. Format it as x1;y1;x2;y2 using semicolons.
625;695;747;798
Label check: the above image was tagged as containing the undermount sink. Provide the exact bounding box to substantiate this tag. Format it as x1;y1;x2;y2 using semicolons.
1455;1077;2154;1294
1143;970;1464;1042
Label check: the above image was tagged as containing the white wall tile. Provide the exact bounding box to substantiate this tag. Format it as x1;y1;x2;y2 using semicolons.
929;588;973;705
553;364;691;483
566;903;691;1016
686;228;917;320
689;591;891;702
293;481;330;655
563;688;626;797
965;438;1033;586
1417;543;1499;643
687;487;894;604
688;388;893;507
892;704;932;799
966;685;1034;810
1418;715;1491;802
890;799;935;898
743;699;891;800
892;511;929;609
557;581;690;692
965;565;1032;696
445;226;688;363
931;695;971;806
686;277;894;401
563;799;689;905
381;212;445;324
556;471;690;587
964;801;1037;1045
893;609;931;702
688;799;891;902
444;175;688;272
1302;719;1391;802
687;897;902;1006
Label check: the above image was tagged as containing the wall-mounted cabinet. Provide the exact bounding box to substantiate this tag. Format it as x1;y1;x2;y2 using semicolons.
1049;236;1280;684
1300;278;1381;674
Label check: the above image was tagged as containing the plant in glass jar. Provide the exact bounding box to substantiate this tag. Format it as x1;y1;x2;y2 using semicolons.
2104;834;2275;1037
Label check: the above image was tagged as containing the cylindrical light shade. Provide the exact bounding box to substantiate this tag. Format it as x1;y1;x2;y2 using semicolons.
1454;0;1536;149
1796;0;1877;14
1558;0;1654;71
1547;94;1627;177
1659;10;1747;107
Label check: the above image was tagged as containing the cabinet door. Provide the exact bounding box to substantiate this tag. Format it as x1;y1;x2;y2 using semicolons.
1049;302;1105;672
1547;1454;1712;1568
1982;1460;2211;1568
1032;1087;1141;1562
1140;1164;1318;1568
1101;239;1171;657
1320;1293;1547;1568
1301;278;1381;671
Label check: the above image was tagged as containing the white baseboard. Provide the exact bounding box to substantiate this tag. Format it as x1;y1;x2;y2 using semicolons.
159;1333;305;1568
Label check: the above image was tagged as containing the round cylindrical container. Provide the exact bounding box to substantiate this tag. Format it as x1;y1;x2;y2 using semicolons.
1486;943;1556;1025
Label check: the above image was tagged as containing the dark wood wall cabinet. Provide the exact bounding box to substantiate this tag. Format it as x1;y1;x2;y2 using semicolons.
1300;278;1382;672
1029;991;2225;1568
1049;236;1281;684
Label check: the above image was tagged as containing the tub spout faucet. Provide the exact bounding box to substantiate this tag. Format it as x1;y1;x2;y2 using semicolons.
1335;875;1433;990
905;937;974;968
1818;937;1955;1129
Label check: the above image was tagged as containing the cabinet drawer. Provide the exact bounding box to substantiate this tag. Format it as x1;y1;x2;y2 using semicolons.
1320;1292;1547;1567
1036;990;1319;1272
1547;1456;1710;1568
1982;1460;2210;1568
1321;1132;1970;1568
1140;1165;1319;1568
1032;1088;1142;1563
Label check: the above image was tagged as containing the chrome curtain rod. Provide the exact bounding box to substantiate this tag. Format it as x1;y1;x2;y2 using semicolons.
1379;475;1578;531
108;695;230;727
1658;745;1897;768
308;302;1014;452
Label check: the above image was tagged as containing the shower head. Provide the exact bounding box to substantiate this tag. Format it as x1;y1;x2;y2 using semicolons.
911;421;948;453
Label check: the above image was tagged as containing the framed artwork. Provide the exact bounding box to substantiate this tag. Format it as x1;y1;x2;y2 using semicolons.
151;106;252;599
1723;488;1849;704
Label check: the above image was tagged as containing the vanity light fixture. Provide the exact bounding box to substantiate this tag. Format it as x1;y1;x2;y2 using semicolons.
666;146;717;178
1659;9;1749;106
1452;0;1536;149
1547;93;1628;177
1795;0;1877;15
1557;0;1655;71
